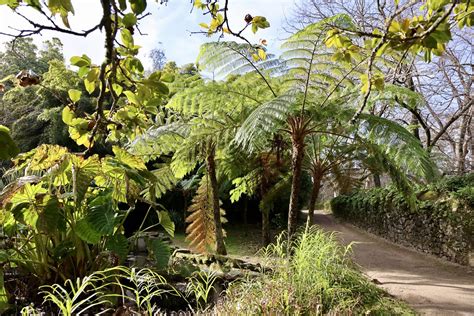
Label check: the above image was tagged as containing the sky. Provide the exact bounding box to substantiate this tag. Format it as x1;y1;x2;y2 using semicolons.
0;0;295;69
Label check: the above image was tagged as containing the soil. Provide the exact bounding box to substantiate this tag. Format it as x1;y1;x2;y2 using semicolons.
313;211;474;315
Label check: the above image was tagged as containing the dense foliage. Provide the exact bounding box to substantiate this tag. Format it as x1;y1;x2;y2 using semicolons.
0;0;472;314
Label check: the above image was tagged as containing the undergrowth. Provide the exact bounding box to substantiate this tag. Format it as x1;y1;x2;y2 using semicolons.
213;226;414;315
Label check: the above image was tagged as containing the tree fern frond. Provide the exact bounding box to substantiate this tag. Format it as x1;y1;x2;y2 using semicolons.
141;165;178;201
185;176;226;254
370;84;426;110
235;92;297;153
128;122;189;161
357;113;439;182
197;42;280;79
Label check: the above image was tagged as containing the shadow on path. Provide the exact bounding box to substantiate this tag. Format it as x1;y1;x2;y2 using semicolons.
312;212;474;315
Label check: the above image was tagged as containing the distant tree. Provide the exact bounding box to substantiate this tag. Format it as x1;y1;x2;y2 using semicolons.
0;39;93;152
150;47;166;71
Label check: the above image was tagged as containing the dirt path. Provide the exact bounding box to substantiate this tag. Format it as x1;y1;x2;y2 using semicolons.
313;212;474;315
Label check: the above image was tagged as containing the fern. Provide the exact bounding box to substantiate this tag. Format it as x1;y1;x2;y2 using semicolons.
235;93;297;153
197;42;280;78
185;176;226;253
357;113;439;182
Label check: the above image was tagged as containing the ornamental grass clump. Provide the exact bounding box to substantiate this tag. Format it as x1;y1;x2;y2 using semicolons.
215;226;413;315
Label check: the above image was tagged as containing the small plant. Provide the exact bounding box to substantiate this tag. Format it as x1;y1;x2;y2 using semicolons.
108;266;172;313
39;266;177;315
40;270;114;315
186;270;218;311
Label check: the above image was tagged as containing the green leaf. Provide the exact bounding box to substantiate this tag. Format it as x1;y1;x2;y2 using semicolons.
37;197;65;233
87;195;116;235
121;29;134;48
0;268;10;313
0;0;19;9
251;23;258;34
149;239;170;269
86;67;100;82
141;79;169;95
84;79;95;94
129;0;147;15
112;83;124;96
70;55;91;67
0;125;19;160
124;90;141;105
122;13;137;27
105;234;129;261
62;106;75;125
118;0;127;10
112;146;147;170
68;89;82;103
158;211;175;237
75;218;102;244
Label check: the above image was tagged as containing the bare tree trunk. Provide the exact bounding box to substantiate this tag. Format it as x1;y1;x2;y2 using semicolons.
307;169;323;226
456;114;468;174
206;150;227;256
470;125;474;172
288;120;306;239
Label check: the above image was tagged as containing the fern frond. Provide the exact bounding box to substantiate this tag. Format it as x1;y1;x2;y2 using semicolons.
357;113;439;182
235;92;297;153
185;176;226;253
128;122;189;161
197;42;279;79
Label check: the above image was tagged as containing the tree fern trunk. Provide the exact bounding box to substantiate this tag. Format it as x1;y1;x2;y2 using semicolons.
287;123;306;239
206;151;227;255
307;169;323;226
262;207;270;246
373;174;381;187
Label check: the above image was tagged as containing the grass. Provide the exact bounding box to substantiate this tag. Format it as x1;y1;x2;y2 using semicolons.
212;226;415;315
173;223;415;315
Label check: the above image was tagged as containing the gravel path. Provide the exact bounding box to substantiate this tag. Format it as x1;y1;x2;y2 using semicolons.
313;212;474;315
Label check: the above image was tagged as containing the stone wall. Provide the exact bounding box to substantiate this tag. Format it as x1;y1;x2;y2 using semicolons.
331;187;473;266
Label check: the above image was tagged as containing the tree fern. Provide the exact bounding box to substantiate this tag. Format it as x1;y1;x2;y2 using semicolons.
357;113;439;182
197;42;281;79
234;93;297;153
185;176;226;254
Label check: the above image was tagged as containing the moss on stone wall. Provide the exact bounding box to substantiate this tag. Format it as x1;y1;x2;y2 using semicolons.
331;174;473;265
